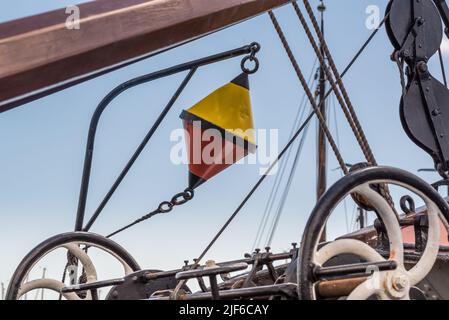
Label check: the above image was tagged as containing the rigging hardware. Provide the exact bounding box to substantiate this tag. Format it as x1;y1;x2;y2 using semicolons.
73;43;261;232
387;0;449;178
8;1;449;302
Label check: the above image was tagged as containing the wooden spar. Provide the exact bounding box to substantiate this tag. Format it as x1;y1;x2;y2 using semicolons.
317;2;327;242
0;0;290;113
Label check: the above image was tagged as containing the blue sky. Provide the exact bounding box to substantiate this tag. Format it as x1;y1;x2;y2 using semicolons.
1;0;448;293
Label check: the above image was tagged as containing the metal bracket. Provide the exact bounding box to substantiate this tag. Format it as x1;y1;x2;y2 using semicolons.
417;65;449;172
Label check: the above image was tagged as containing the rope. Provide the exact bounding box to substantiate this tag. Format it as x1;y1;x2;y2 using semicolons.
295;0;376;166
339;11;390;87
257;5;393;245
393;52;407;98
299;0;399;217
173;4;393;295
172;5;392;296
304;7;390;119
331;93;351;233
252;58;318;250
438;48;448;88
266;116;311;246
269;10;348;174
171;111;317;298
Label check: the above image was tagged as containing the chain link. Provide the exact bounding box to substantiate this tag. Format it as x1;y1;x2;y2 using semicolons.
241;42;261;74
106;188;194;238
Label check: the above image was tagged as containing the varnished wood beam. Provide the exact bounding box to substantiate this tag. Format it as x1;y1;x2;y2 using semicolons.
0;0;289;113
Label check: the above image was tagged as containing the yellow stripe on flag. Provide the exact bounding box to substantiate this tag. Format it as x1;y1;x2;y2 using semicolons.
186;82;256;145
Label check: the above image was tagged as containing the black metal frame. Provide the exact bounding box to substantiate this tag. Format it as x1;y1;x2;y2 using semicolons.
73;43;260;232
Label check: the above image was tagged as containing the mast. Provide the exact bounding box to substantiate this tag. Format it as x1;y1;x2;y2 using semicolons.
317;1;327;242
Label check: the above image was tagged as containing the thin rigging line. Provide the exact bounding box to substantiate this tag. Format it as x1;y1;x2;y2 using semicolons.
438;48;448;88
266;118;311;246
294;0;376;166
269;10;348;174
195;112;315;265
331;93;349;233
174;8;389;293
252;58;318;250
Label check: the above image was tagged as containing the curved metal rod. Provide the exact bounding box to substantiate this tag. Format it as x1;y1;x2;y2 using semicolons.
75;43;258;231
83;68;196;232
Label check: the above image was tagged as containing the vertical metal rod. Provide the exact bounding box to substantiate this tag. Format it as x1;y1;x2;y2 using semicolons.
1;282;4;300
317;1;327;242
41;267;47;300
209;276;220;300
24;275;28;300
358;207;365;229
83;68;197;231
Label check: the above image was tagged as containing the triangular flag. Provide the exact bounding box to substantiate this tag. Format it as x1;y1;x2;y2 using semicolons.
180;73;257;189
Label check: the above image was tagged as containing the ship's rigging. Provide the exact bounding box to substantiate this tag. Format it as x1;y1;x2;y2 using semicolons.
3;0;449;300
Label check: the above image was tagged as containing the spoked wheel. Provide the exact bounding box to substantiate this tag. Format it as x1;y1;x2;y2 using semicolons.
6;232;140;300
298;166;449;300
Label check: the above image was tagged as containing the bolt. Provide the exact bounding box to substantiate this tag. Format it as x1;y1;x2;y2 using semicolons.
393;275;408;291
255;248;261;254
184;260;189;266
265;246;271;252
291;242;298;249
112;290;119;299
432;109;441;116
417;61;428;73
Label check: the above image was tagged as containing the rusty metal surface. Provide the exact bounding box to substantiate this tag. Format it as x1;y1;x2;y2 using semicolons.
340;198;449;252
316;276;367;298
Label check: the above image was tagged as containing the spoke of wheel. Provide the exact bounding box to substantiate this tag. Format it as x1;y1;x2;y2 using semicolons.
315;239;385;266
19;279;81;300
405;200;441;285
354;184;404;267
